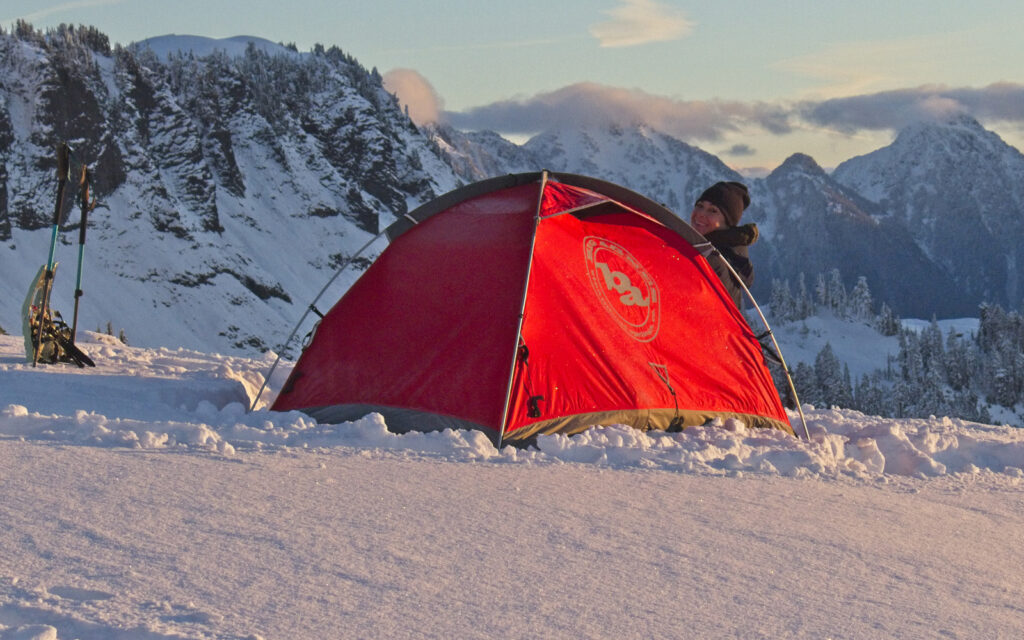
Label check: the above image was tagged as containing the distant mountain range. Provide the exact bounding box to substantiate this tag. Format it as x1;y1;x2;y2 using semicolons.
429;113;1024;317
2;26;1022;355
833;116;1024;312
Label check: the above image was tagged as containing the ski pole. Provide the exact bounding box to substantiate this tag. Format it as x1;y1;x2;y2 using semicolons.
33;142;71;366
71;164;93;343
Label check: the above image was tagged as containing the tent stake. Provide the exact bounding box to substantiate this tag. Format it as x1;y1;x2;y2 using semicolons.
496;171;548;448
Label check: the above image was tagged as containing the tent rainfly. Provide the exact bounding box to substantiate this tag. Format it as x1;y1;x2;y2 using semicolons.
271;172;793;444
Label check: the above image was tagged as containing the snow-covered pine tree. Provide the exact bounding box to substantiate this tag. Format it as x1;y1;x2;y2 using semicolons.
897;330;925;384
944;327;974;391
848;276;873;320
876;302;901;336
987;351;1017;407
853;372;887;416
769;278;796;323
792;361;820;407
827;269;847;317
918;354;951;417
840;363;854;408
814;272;828;308
814;343;851;408
796;273;815;320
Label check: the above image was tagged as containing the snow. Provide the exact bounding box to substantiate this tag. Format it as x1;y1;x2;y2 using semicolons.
770;310;898;380
2;332;1024;638
132;35;299;60
0;34;462;359
768;310;980;381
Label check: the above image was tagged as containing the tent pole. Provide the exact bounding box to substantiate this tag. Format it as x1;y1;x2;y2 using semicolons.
248;232;386;412
496;171;549;448
711;250;811;440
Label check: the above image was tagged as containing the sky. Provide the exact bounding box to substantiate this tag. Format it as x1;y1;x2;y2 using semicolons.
4;0;1024;172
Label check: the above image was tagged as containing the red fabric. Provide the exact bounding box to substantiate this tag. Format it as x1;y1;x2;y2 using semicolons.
272;183;539;428
505;198;787;437
273;178;788;437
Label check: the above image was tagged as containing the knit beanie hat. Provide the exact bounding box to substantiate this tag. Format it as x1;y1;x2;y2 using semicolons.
696;181;751;227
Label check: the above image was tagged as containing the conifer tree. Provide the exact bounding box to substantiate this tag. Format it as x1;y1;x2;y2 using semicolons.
814;343;850;407
792;361;820;407
944;328;973;391
814;272;828;308
854;373;887;416
848;276;873;320
796;273;815;320
827;269;847;316
876;302;901;336
841;364;854;408
769;278;795;323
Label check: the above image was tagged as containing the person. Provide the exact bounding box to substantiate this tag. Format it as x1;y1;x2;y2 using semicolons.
690;181;759;307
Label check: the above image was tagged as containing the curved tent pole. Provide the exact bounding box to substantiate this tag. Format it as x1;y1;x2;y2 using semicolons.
705;248;810;439
497;171;549;448
248;231;387;413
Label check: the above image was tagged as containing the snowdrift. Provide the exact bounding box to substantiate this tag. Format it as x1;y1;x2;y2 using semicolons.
2;334;1022;482
3;334;1024;639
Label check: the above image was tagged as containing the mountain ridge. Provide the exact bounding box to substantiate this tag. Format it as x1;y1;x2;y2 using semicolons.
3;25;1023;355
0;24;459;354
834;114;1024;308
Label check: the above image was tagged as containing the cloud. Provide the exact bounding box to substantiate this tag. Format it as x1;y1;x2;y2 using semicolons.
800;83;1024;132
440;81;1024;152
723;144;756;157
381;68;444;126
445;82;791;141
8;0;126;24
589;0;693;48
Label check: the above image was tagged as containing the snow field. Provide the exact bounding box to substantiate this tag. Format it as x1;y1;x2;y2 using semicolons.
1;333;1023;638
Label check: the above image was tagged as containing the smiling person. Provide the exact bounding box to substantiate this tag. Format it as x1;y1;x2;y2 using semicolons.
690;181;759;307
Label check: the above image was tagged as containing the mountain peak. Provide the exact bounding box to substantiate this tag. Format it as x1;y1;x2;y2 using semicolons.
831;114;1024;311
770;153;827;178
894;113;988;141
132;34;298;60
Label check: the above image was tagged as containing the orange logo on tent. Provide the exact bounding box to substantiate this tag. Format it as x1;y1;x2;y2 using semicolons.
583;236;660;342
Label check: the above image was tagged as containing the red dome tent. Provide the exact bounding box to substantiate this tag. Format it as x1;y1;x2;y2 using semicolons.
271;172;793;444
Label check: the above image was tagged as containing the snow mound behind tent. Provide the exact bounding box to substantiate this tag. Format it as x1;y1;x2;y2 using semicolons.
1;334;1022;485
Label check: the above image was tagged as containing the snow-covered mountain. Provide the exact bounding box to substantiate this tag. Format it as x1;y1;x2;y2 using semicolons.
5;25;1024;359
429;122;985;317
523;123;743;214
426;123;538;181
0;25;459;355
133;33;298;60
752;153;973;317
833;115;1024;310
434;121;742;215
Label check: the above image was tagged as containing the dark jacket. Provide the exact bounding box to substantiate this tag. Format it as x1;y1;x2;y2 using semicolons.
705;224;758;307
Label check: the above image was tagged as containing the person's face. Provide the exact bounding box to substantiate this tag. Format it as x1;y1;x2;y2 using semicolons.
691;200;726;235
